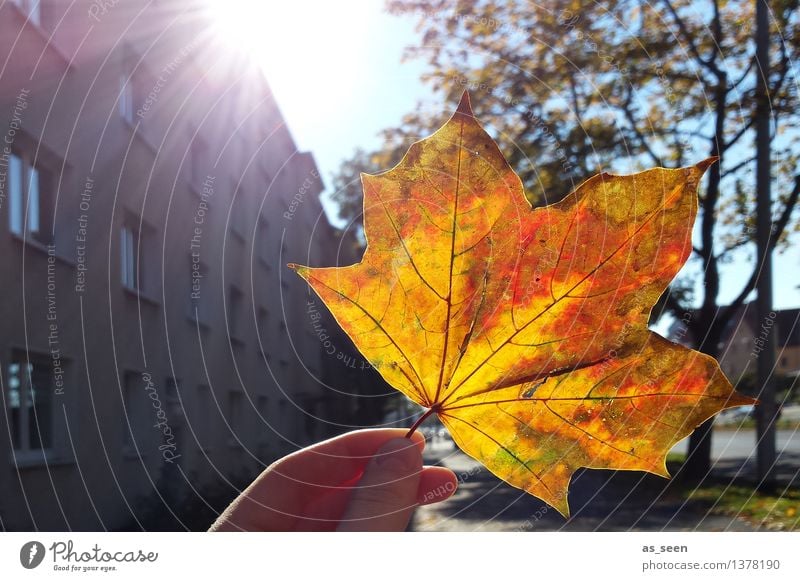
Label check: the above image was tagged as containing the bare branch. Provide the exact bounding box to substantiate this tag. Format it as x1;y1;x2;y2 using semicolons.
621;89;664;166
698;72;729;312
660;0;724;79
568;76;584;128
727;175;800;311
707;0;723;66
731;56;757;89
724;117;755;150
664;289;688;315
721;155;756;178
715;237;751;259
772;174;800;246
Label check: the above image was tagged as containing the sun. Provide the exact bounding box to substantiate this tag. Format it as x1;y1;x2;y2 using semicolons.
205;0;372;140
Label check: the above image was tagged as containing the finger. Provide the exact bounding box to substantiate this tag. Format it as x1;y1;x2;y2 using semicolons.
210;429;425;531
277;428;425;486
417;466;458;505
337;437;422;531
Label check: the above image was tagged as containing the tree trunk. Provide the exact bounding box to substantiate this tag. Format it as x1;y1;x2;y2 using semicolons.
754;0;777;492
680;328;722;481
683;419;713;481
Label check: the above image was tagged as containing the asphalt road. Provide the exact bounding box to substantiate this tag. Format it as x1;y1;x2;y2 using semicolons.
671;429;799;459
414;429;799;531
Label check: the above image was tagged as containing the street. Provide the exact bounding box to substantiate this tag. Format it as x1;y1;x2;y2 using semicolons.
671;429;799;460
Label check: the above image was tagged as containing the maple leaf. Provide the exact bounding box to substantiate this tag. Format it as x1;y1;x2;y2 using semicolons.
289;93;754;517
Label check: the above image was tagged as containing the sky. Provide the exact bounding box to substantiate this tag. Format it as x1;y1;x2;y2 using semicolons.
208;0;434;219
207;0;800;314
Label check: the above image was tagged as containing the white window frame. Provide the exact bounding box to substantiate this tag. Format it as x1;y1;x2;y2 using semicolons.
6;350;55;453
120;223;140;290
119;73;134;124
256;395;269;421
256;395;270;454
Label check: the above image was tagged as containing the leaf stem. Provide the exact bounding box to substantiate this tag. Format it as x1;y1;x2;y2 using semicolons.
405;406;438;438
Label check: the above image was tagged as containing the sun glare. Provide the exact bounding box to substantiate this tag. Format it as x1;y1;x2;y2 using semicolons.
206;0;372;140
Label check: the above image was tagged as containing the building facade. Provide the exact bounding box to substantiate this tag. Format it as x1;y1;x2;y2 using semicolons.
0;0;368;530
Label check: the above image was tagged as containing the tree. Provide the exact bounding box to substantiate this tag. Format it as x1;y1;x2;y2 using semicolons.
331;0;800;478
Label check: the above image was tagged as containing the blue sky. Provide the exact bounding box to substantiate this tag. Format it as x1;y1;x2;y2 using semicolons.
234;1;799;314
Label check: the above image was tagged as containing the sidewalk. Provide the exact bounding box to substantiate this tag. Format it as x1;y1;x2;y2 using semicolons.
412;439;759;531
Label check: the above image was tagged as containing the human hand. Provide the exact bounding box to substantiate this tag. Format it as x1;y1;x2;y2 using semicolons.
209;428;457;531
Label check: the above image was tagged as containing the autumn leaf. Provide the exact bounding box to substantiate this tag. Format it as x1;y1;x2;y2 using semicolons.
289;93;754;517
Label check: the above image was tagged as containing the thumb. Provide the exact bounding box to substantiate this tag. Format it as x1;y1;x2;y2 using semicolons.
337;437;423;531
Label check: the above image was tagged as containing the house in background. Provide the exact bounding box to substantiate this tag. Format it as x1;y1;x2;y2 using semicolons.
0;0;380;530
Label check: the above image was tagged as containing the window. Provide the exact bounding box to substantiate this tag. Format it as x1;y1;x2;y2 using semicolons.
121;214;155;295
122;371;149;452
228;286;243;340
119;73;134;124
8;154;23;234
120;221;140;290
6;351;53;452
8;151;52;245
11;0;41;26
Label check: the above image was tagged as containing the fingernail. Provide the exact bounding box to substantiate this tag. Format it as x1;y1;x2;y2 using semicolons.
374;438;420;473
